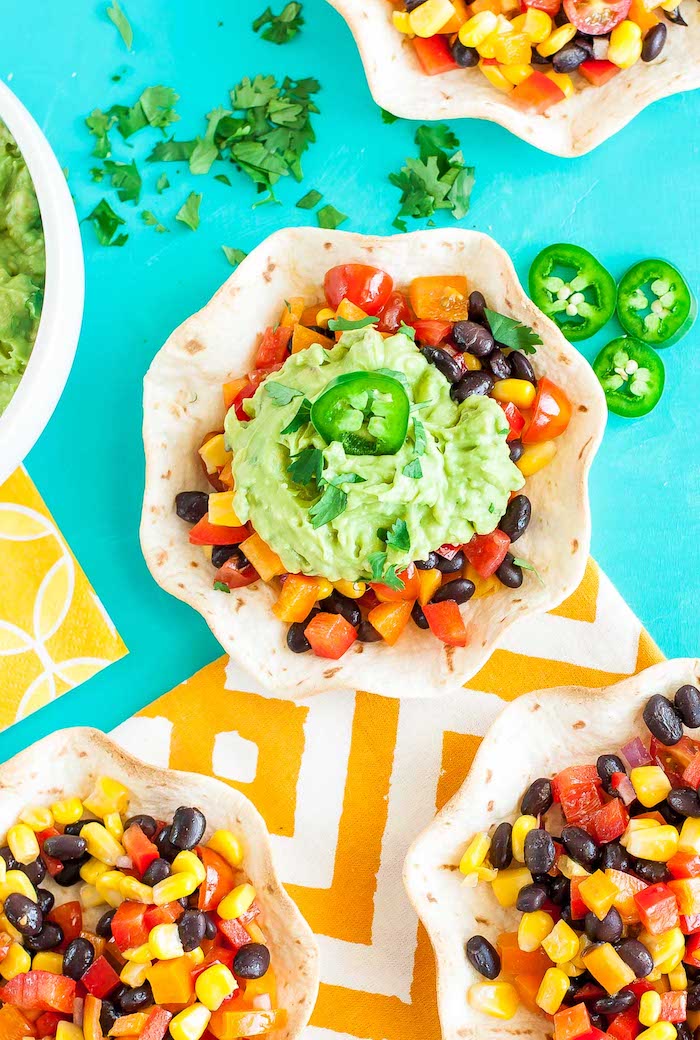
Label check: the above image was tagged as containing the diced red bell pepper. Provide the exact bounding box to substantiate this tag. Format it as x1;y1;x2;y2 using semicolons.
0;1005;38;1040
188;514;249;547
47;902;82;951
590;799;629;844
140;1007;173;1040
684;752;700;790
37;828;64;878
572;983;606;1002
190;946;236;981
611;772;636;806
0;972;76;1014
660;992;687;1023
608;1008;642;1040
498;401;526;442
553;1002;591;1040
606;870;647;925
422;600;468;648
122;824;159;877
463;530;511;579
634;883;680;935
110;902;150;953
143;902;184;931
217;917;253;950
254;326;292;369
685;932;700;966
197;847;236;912
680;913;700;934
580;59;621;86
569;877;588;920
81;957;121;999
412;35;459;76
232;382;256;422
510;71;566;115
551;765;603;825
305;612;357;659
669;878;700;916
411;319;452;346
34;1012;65;1037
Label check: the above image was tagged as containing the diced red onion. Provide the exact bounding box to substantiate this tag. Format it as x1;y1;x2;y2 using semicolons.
116;855;133;870
612;772;636;806
437;543;461;560
592;38;609;60
621;737;653;768
73;998;84;1028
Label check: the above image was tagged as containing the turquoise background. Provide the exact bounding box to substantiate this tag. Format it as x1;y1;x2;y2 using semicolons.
0;0;698;761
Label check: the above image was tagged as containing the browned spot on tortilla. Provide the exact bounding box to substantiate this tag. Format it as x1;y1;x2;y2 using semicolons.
485;769;492;783
572;538;579;553
324;241;332;250
445;645;455;671
354;643;364;654
324;667;340;679
579;404;588;412
233;597;244;613
184;338;205;355
190;561;199;568
443;863;460;872
579;436;593;460
156;551;167;567
487;799;494;812
262;259;276;284
161;470;171;480
475;915;489;925
558;352;572;365
177;582;185;589
531;702;541;712
573;720;586;730
426;893;437;903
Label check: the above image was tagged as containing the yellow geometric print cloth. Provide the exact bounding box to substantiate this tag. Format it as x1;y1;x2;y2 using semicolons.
111;558;663;1040
0;468;127;729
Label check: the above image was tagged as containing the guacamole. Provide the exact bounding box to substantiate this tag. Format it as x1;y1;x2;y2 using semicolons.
226;328;524;583
0;120;45;416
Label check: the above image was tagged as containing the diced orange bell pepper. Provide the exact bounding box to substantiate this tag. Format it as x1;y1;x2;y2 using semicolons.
628;0;659;32
292;324;332;354
279;296;305;329
605;869;647;925
498;932;551;977
82;996;104;1040
416;568;442;606
554;1003;591;1040
305;612;357;659
218;461;234;490
209;1007;287;1039
514;973;543;1012
423;600;468;647
409;275;470;321
368;600;413;645
668;878;700;916
239;533;286;583
272;574;321;623
440;0;470;31
583;943;635;995
371;564;420;603
223;377;249;411
146;957;195;1006
334;298;368;340
109;1014;150;1036
0;1006;39;1040
510;70;565;113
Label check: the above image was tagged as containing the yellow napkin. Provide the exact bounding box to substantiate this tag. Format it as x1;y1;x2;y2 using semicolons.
112;558;662;1040
0;468;127;728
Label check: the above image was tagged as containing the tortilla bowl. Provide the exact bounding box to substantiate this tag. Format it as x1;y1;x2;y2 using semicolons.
0;726;319;1040
403;657;700;1040
141;227;605;699
325;0;700;158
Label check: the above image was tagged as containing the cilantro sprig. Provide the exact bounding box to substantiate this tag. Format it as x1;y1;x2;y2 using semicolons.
253;2;304;44
309;473;365;529
390;123;475;232
484;308;542;355
106;0;133;50
265;382;304;406
328;315;378;333
367;552;404;591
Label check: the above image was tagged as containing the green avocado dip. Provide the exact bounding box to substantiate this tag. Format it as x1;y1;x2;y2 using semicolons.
0;120;45;417
225;327;524;583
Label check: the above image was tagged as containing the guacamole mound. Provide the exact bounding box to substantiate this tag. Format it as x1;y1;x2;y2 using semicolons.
0;120;45;416
226;328;524;583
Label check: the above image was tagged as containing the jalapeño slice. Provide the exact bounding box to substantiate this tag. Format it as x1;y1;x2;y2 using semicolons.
310;371;410;456
592;337;665;418
617;258;696;347
529;243;616;342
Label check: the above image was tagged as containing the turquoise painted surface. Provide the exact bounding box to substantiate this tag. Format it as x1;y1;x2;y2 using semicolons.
0;0;698;761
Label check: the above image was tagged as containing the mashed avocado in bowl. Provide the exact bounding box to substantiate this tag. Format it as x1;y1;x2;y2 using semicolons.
0;119;45;417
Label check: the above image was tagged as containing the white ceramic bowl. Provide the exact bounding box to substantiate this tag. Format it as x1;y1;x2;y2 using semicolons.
0;81;84;486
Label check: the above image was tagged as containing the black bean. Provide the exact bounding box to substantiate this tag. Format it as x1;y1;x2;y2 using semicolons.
203;913;217;940
170;807;206;850
634;857;671;884
499;495;531;544
485;349;511;381
516;883;549;913
405;0;428;9
553;42;588;72
420;346;463;384
554;6;569;23
489;822;513;870
411;601;429;630
155;826;179;862
496;553;523;589
99;1003;120;1036
21;858;46;887
560;905;585;931
452;321;494;358
676;685;700;728
415;554;439;570
430;578;475;606
4;894;43;936
178;909;208;953
643;693;683;746
118;983;153;1014
574;33;595;56
0;847;19;871
468;291;487;325
36;888;54;915
667;786;700;818
54;860;85;887
142;858;172;886
524;829;555;874
590;990;635;1016
658;799;684;827
596;754;626;795
509;439;524;464
687;984;700;1011
599;841;630;872
521;778;553;817
63;937;95;981
465;935;501;980
175;491;209;524
43;834;88;861
532;49;552;64
561;826;600;870
451;39;479;67
320;590;361;628
549;875;570;906
125;816;158;840
435;550;465;574
451;372;495;403
508;351;537;385
663;5;686;23
211;545;243;569
357;620;382;642
287;622;311;654
585;907;622;944
642;20;667;59
617;938;654;978
24;922;63;952
234;943;271;980
63;821;90;836
675;1024;692;1040
589;1014;607;1032
96;908;116;940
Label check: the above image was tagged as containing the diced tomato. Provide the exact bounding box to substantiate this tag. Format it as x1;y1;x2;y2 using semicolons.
254;326;292;369
564;0;630;34
608;1008;642;1040
463;530;511;579
305;612;357;659
569;877;587;920
188;513;248;547
324;264;393;316
197;847;236;912
510;71;566;114
553;1002;591;1040
34;1013;64;1037
551;765;603;825
81;957;121;999
422;601;468;648
122;825;159;877
214;558;259;591
660;992;687;1023
670;852;700;879
110;902;150;953
0;972;76;1014
524;0;561;13
579;59;621;86
680;913;700;934
371;563;420;603
47;902;82;951
590;800;629;844
634;883;680;935
376;291;412;333
140;1007;173;1040
684;752;700;790
498;401;526;442
436;543;461;561
232;382;256;421
523;377;572;444
143;902;184;931
412;35;460;76
412;319;453;346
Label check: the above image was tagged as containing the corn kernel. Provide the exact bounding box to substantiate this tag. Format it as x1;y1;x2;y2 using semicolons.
502;63;534;85
7;823;40;865
517;440;557;477
218;883;256;922
0;859;5;885
83;776;130;818
185;948;205;967
51;798;84;826
679;818;700;854
0;943;31;980
640;991;662;1026
120;877;154;904
468;982;519;1020
333;580;366;600
536;967;570;1014
81;822;126;866
669;963;687;991
626;825;679;862
479;61;515;90
637;1025;677;1040
409;0;457;36
477;34;500;59
462;353;483;371
579;870;619;921
512;8;552;41
0;913;21;943
123;943;153;963
631;766;672;808
640;927;685;969
491;866;533;907
491;379;537;409
96;870;126;908
558;856;590;880
79;884;106;910
207;830;244;869
537;22;577;56
541;920;580;964
460;832;491;875
545;71;574;98
518;911;554;952
19;806;54;832
583;942;636;994
169;1004;211;1040
195;963;238;1011
104;812;124;843
462;866;498;887
315;308;334;328
608;19;642;67
172;851;206;886
459;10;498;46
1;869;37;902
80;858;112;886
32;952;64;974
56;1024;84;1040
392;10;413;33
494;32;531;65
153;871;199;906
120;960;152;987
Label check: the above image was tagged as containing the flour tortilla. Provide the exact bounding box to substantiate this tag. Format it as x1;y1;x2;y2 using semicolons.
403;658;700;1040
326;0;700;157
0;727;319;1040
141;227;606;699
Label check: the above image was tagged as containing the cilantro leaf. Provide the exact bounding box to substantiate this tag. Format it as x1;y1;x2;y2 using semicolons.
368;551;387;582
287;446;323;485
281;397;311;435
375;367;410;390
86;109;115;159
308;472;365;529
140;86;180;129
484;308;542;355
382;565;405;592
296;188;323;209
381;108;399;124
222;246;247;268
415;124;459;162
253;2;304;44
317;204;347;230
189;106;230;175
85;198;128;246
328;315;378;332
214;173;232;186
213;580;231;594
175;192;202;231
156;173;170;193
511;556;546;585
413;417;426;457
141;210;168;232
265;382;304;406
102;158;142;203
402;458;422;479
397;322;416;340
106;0;133;50
147;138;196;163
386;518;410;552
389;123;476;229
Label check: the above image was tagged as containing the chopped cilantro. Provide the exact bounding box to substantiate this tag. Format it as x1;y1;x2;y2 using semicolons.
367;551;405;591
85;109;114;159
175;192;202;230
375;367;410;390
140;86;180;130
412;417;427;456
214;173;232;186
106;0;133;50
253;2;304;44
85;198;128;246
90;167;105;183
102;159;142;203
281;397;311;435
296;188;323;209
309;473;364;529
381;108;399;124
328;315;378;332
189;106;230;176
386;518;410;552
402;458;422;479
484;308;542;355
397;322;416;340
389;123;475;229
156;173;170;193
317;204;347;230
511;556;545;585
222;246;247;268
382;565;405;591
141;210;168;232
148;138;196;163
213;581;231;594
287;446;323;485
265;382;304;406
